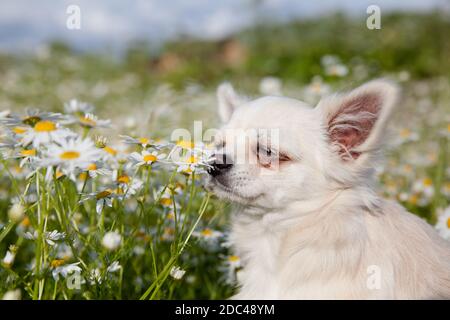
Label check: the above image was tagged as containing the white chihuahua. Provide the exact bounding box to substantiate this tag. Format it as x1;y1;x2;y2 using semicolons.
206;79;450;299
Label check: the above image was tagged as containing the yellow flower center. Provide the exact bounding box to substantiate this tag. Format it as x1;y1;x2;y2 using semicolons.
228;255;240;262
167;212;175;221
139;138;150;145
59;151;80;160
422;178;433;187
400;128;411;138
117;175;130;184
187;155;197;164
447;123;450;133
79;115;97;127
408;194;418;205
51;259;66;268
143;154;157;162
79;172;88;181
56;170;64;179
96;190;112;200
34;120;56;132
115;187;125;195
20;149;36;157
201;229;213;237
177;140;195;149
160;198;172;206
447;218;450;229
13;127;27;134
20;216;31;227
103;146;117;156
87;163;97;171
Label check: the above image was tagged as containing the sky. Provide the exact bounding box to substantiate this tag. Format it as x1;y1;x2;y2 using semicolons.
0;0;448;53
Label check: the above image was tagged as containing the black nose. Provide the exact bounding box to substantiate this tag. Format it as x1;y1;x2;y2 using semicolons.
207;153;233;177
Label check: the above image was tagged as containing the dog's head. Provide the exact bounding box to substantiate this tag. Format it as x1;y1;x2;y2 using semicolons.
205;80;399;210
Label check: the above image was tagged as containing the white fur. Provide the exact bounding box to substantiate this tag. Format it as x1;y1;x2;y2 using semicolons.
206;80;450;299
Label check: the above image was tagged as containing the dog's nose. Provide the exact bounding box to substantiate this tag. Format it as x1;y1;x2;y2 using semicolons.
207;153;233;177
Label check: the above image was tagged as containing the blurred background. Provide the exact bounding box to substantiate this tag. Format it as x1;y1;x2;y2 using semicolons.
1;0;449;111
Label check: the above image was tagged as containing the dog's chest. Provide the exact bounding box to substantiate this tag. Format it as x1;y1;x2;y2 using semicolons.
232;221;283;298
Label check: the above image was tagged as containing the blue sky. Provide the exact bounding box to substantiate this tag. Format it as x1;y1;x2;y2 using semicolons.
0;0;448;53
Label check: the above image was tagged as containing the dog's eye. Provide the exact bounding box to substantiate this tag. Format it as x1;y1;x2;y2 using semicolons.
256;142;291;167
256;143;275;164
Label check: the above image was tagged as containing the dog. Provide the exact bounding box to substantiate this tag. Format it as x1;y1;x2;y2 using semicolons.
205;79;450;299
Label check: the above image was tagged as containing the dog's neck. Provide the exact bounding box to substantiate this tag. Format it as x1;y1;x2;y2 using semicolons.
235;185;381;231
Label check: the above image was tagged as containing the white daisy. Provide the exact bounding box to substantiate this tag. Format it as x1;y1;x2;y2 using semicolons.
435;206;450;240
74;113;111;129
193;228;223;242
120;135;155;148
20;120;76;148
0;109;64;128
82;189;116;214
41;138;102;179
128;150;166;168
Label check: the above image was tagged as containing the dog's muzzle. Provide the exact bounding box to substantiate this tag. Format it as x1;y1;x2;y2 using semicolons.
207;153;233;177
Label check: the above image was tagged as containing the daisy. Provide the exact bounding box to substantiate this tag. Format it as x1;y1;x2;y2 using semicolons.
74;113;111;129
174;139;195;150
193;228;223;242
85;162;111;178
412;177;435;198
176;154;204;174
20;121;76;148
157;186;175;208
64;99;94;114
435;206;450;240
82;189;115;214
128;150;166;168
120;135;155;148
41;138;102;179
1;109;64;128
392;128;419;146
15;147;39;167
219;254;242;285
112;170;143;197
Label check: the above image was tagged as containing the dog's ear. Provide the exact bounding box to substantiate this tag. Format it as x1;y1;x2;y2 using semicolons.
217;82;245;123
316;79;399;161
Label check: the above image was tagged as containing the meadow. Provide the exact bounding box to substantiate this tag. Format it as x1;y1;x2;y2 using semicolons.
0;12;449;300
